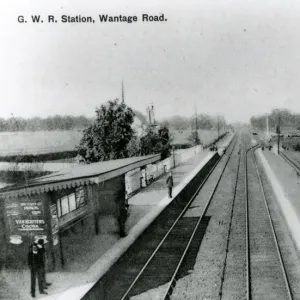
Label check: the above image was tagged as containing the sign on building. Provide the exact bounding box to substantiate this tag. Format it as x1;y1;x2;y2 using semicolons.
50;204;59;234
5;196;47;244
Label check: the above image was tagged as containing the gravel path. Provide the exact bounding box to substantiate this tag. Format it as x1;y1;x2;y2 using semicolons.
220;140;246;300
170;136;240;300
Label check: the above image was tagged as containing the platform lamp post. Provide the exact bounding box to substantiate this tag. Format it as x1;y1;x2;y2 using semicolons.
266;113;269;141
194;103;200;145
172;146;176;168
217;114;220;139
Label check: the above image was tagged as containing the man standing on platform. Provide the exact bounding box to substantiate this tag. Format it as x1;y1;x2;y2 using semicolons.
28;243;47;298
37;239;52;290
118;207;127;238
166;171;174;198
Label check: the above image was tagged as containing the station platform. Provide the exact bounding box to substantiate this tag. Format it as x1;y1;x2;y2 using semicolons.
0;134;233;300
257;148;300;252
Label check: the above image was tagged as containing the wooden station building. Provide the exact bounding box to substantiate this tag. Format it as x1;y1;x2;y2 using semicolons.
0;154;160;270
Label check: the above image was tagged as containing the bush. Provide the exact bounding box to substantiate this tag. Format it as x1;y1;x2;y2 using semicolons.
204;132;228;149
140;125;171;159
294;144;300;152
76;99;135;163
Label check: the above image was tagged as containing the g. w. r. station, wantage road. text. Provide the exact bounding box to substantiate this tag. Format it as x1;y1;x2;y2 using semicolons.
17;14;168;24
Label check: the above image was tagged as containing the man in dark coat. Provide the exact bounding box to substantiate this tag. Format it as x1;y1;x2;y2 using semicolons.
166;171;174;198
118;207;127;238
37;239;52;290
28;243;47;298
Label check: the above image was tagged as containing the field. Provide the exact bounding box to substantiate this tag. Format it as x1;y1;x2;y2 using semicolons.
171;129;225;147
198;129;222;146
0;129;225;158
253;129;300;151
282;137;300;151
0;130;83;156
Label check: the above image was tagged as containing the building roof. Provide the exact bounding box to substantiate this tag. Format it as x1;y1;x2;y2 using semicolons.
0;154;160;198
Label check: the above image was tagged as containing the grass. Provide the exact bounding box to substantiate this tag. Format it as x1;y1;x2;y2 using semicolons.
0;129;224;157
0;162;50;184
256;130;300;152
282;137;300;151
0;130;82;156
171;129;226;147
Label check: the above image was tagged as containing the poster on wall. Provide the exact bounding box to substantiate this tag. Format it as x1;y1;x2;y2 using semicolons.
5;196;47;244
50;204;59;234
75;187;85;208
52;233;59;246
34;235;48;244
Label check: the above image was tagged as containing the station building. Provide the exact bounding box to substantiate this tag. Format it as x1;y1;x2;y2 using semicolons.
0;154;160;270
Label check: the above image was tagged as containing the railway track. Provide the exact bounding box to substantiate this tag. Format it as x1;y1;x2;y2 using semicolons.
219;136;294;300
80;136;237;300
212;133;251;300
245;146;293;300
84;134;296;300
279;151;300;174
117;138;238;300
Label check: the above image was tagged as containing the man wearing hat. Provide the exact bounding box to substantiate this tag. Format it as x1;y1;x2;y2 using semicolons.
37;239;52;290
166;171;174;198
28;243;47;298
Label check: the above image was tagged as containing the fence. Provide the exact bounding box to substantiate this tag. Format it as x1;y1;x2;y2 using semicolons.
125;145;203;198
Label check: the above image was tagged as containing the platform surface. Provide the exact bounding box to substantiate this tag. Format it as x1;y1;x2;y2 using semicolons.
257;149;300;252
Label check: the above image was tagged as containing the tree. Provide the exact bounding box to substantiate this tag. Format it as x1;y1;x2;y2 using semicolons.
161;115;190;130
188;131;201;146
76;99;135;163
126;135;140;157
140;125;171;159
249;109;300;132
158;125;171;159
0;115;93;132
140;127;158;156
161;114;226;131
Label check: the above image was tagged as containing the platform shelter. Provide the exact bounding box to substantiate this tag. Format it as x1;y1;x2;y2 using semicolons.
0;154;160;270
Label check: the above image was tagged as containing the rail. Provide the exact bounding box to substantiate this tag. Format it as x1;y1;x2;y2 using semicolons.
218;140;241;299
245;145;258;300
279;151;300;174
245;146;293;300
119;135;238;300
162;136;238;300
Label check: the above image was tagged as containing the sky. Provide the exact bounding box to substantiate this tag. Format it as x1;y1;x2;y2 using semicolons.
1;0;300;123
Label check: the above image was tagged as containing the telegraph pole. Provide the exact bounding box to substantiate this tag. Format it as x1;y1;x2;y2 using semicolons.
217;114;220;139
194;103;199;145
146;106;151;124
266;113;269;140
277;111;281;154
11;113;19;131
121;81;125;103
195;104;198;145
152;104;156;125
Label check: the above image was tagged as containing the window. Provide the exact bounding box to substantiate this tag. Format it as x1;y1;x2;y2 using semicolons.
56;187;86;217
69;193;76;211
61;196;69;216
57;200;61;217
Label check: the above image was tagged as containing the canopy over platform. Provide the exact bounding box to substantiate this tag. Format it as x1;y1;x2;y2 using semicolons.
0;154;161;198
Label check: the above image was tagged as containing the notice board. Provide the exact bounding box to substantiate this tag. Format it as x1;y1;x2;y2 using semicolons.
5;195;47;244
